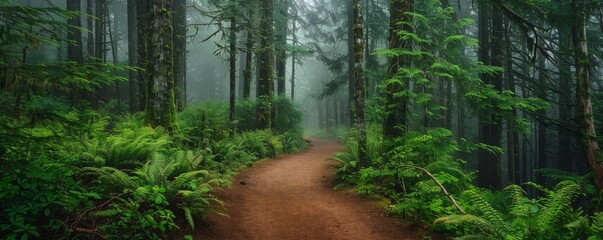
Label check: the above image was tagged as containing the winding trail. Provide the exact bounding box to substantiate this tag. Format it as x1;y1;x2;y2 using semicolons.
196;138;431;240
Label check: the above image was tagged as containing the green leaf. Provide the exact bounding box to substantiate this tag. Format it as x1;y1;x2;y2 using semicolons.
154;195;163;204
530;205;539;214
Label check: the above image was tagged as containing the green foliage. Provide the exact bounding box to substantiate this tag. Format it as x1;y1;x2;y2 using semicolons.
334;126;471;222
83;150;226;236
235;99;257;131
273;95;303;134
436;181;587;239
0;159;100;240
178;102;230;148
98;115;172;168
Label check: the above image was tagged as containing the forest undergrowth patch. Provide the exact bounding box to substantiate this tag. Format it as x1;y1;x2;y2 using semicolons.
0;94;307;240
332;125;603;239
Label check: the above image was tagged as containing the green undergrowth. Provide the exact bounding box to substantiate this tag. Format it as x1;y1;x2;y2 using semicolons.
0;94;307;239
332;125;603;239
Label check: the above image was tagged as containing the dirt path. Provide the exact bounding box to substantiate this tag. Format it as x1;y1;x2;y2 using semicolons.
196;138;429;240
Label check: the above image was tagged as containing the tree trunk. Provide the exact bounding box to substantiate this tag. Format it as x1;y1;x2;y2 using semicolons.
290;7;297;100
477;1;503;190
347;0;355;127
384;0;412;141
229;16;237;131
353;0;368;168
172;0;187;111
137;0;149;110
243;1;255;99
67;0;83;63
557;20;574;173
94;0;106;61
572;0;603;191
504;18;520;184
127;0;139;113
256;0;274;129
275;0;287;96
86;0;94;58
67;0;83;106
145;0;178;132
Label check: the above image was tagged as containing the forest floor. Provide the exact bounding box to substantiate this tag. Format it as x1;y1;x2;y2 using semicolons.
195;138;439;240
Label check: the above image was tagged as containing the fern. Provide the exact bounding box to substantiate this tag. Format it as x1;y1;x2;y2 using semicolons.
435;214;504;239
86;150;226;230
538;181;582;235
590;212;603;238
83;167;137;192
437;181;587;239
463;190;511;235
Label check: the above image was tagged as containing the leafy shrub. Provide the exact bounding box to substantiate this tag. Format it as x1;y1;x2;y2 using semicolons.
273;95;303;134
178;103;230;148
0;159;100;240
235;99;257;131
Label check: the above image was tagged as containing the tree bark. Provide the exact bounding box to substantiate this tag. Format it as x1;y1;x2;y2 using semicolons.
572;0;603;191
290;6;297;100
275;0;287;96
145;0;178;132
347;0;355;127
229;15;237;131
172;0;187;111
256;0;274;129
243;28;253;99
353;0;368;168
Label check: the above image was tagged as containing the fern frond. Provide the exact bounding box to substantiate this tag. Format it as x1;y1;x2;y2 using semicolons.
462;190;510;234
590;212;603;237
503;185;525;205
183;207;195;230
83;166;136;191
538;181;581;234
434;214;504;239
523;181;552;195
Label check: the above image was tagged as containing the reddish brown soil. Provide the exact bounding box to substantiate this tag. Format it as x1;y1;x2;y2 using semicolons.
196;138;432;240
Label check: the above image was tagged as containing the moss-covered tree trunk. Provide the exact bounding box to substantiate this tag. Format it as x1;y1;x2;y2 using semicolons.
383;0;412;142
172;0;187;111
572;0;603;191
144;0;177;132
256;0;274;129
347;0;355;127
353;0;368;168
229;15;237;130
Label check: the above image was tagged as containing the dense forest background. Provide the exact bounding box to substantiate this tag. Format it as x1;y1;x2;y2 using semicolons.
2;0;603;239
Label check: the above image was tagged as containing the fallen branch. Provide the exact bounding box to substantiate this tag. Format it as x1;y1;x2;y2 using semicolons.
397;164;466;215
